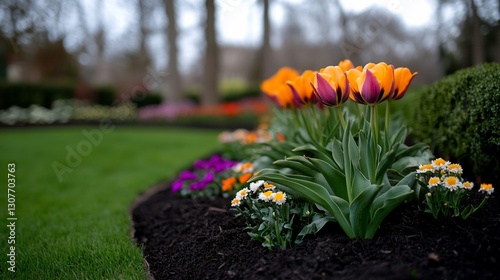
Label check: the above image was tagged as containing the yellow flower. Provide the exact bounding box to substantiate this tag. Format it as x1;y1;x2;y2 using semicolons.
312;66;350;107
347;62;395;105
479;183;494;195
390;67;418;100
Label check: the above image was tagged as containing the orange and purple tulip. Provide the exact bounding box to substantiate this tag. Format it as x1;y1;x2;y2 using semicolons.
347;62;395;105
391;67;418;100
312;66;350;107
286;70;317;106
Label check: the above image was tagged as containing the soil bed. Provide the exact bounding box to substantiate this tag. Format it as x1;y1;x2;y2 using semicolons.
132;181;500;280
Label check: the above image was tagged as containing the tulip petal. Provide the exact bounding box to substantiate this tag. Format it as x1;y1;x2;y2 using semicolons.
314;73;339;106
287;82;305;107
361;69;380;104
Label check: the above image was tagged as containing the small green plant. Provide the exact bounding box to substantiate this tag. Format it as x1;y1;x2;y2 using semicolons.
416;158;494;219
231;180;329;249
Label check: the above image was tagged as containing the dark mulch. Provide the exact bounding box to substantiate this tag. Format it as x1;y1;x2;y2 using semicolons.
131;181;500;280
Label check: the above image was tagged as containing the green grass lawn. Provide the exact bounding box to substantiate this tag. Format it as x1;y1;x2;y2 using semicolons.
0;126;220;279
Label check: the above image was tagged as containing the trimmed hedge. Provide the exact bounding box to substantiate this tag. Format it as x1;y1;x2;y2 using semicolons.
0;82;74;109
0;82;118;109
413;63;500;183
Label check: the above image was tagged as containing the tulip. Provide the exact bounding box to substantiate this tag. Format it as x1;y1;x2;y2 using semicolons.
347;62;394;105
286;70;316;105
391;67;418;100
312;66;350;107
338;59;359;72
261;67;299;108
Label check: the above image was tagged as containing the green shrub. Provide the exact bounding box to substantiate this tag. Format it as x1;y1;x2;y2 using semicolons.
131;92;163;108
413;63;500;183
0;82;74;109
93;86;116;106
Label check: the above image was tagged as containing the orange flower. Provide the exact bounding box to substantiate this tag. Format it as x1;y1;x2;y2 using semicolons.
338;59;357;72
221;177;236;192
391;67;418;100
347;62;395;105
287;70;316;105
261;67;299;108
245;132;258;144
276;132;286;142
239;172;252;184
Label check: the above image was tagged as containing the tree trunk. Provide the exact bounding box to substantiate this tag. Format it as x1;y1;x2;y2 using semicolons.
164;0;184;103
470;0;485;65
249;0;271;84
202;0;219;105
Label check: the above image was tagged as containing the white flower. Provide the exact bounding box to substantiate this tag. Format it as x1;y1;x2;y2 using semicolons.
236;188;249;200
479;184;494;195
416;164;434;174
272;191;287;205
258;190;274;202
432;158;450;170
443;176;461;191
447;163;463;174
249;180;265;193
463;181;474;190
231;198;241;207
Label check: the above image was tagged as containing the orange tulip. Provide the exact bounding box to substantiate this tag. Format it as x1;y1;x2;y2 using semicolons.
261;67;299;108
287;70;317;105
347;62;395;105
391;67;418;100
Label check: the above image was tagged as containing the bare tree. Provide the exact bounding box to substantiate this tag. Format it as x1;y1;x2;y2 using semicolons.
249;0;271;84
136;0;154;68
164;0;184;103
202;0;219;105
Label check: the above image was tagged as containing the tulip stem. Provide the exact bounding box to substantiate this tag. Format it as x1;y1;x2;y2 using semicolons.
370;105;379;148
385;101;390;150
335;106;346;130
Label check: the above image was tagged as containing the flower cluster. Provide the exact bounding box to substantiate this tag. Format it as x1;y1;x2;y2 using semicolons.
260;60;418;109
220;161;256;194
231;180;287;207
416;158;494;219
230;180;323;249
171;155;238;197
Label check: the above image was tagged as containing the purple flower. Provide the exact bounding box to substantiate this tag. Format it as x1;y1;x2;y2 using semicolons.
172;180;183;192
179;170;197;181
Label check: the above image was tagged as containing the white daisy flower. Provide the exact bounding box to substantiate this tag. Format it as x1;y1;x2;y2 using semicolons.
236;188;249;200
249;180;265;193
231;198;241;207
447;163;463;174
272;191;287;205
443;176;461;191
479;184;494;195
432;158;450;170
258;190;274;202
